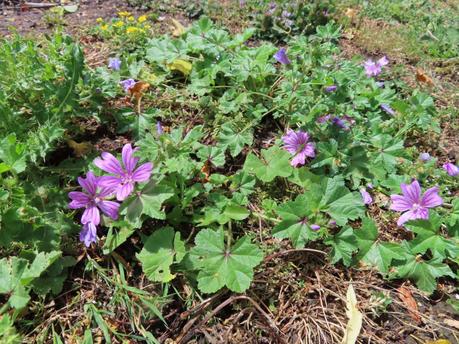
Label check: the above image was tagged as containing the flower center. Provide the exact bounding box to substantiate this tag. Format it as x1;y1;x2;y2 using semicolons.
412;203;421;211
122;175;133;185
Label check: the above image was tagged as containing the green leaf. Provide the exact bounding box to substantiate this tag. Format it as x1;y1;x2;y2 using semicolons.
190;229;263;293
123;180;174;224
324;227;358;266
223;204;249;221
243;146;292;182
102;223;136;255
354;218;405;273
319;176;365;226
219;123;253;157
369;134;404;174
393;253;455;294
137;227;185;282
272;194;320;248
0;134;27;174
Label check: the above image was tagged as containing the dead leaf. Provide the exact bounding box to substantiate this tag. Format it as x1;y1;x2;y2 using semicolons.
416;69;434;86
128;81;150;113
200;160;211;183
129;81;150;101
67;139;92;157
397;286;421;323
170;18;185;37
344;8;358;19
443;318;459;329
341;284;363;344
167;59;192;76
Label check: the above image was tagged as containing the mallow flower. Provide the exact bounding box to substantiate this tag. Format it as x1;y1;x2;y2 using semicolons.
380;104;395;116
419;152;431;161
95;143;153;201
79;222;98;247
274;48;291;65
364;56;389;77
360;188;373;205
390;180;442;226
108;57;121;71
120;78;136;92
156;121;164;135
69;172;120;247
282;129;315;167
325;85;337;92
443;162;459;176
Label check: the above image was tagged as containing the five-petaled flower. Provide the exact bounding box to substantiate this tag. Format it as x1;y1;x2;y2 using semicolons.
363;56;389;77
120;79;136;92
274;48;291;65
68;171;120;226
443;162;459;176
108;57;121;71
390;180;442;226
282;129;315;167
95;144;153;201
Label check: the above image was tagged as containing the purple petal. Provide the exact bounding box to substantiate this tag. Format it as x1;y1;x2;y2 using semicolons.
302;143;315;158
377;56;389;67
291;152;306;167
78;172;98;196
108;57;121;71
122;144;139;174
82;205;100;226
116;182;134;201
310;224;321;231
325;85;337;92
98;200;120;220
390;195;412;212
400;180;421;204
156;121;164;135
132;162;153;182
98;175;122;190
421;186;442;208
381;104;395;116
360;189;373;205
397;210;416;226
94;152;124;175
274;48;291;65
68;191;91;209
419;153;431;161
79;222;98;247
443;163;459;177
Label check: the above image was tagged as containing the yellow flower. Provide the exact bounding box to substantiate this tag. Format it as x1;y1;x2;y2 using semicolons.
144;24;151;30
127;16;135;22
138;15;147;23
118;11;130;17
101;24;109;31
126;27;140;34
96;17;103;23
114;21;124;28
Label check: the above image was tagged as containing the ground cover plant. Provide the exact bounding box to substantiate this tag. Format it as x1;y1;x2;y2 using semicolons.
0;1;458;343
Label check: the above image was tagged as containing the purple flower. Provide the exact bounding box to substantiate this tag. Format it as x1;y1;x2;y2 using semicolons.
79;222;98;247
364;56;389;77
360;188;373;205
325;85;337;92
317;114;331;123
419;153;431;161
68;172;120;226
282;130;315;167
120;79;136;92
375;81;385;88
332;117;347;129
274;48;291;65
156;121;164;135
367;183;374;189
281;10;292;18
108;57;121;71
310;224;321;231
95;144;153;201
390;180;442;226
381;104;395;116
239;0;245;7
266;2;277;15
443;162;459;176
